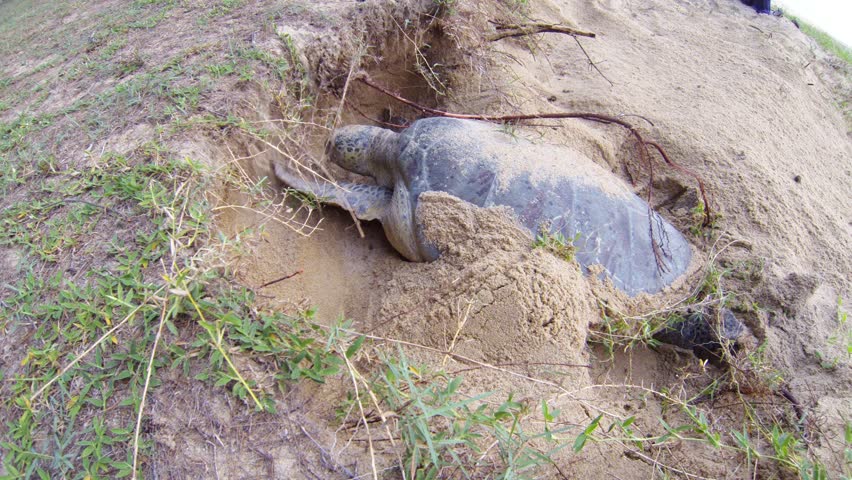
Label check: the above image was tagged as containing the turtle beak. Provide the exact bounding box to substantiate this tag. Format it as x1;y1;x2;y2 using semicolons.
324;136;334;160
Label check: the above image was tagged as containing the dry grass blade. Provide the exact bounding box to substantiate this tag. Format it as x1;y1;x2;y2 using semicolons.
207;144;325;237
241;131;337;187
331;53;367;237
442;298;473;368
211;201;323;237
237;128;368;238
131;295;169;480
343;353;379;480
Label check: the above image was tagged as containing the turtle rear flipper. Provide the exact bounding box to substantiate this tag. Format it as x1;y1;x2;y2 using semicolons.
273;162;392;221
653;308;747;365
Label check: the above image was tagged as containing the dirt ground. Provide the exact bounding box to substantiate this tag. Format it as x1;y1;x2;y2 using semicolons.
1;0;850;478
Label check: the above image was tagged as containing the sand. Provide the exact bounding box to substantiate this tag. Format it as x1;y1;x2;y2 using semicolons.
379;192;595;373
210;0;851;476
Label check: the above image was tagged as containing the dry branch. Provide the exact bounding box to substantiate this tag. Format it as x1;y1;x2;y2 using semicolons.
488;21;611;86
257;269;304;289
487;22;596;41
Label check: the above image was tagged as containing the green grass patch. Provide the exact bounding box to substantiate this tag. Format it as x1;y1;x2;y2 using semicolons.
357;350;570;478
785;13;852;64
533;230;580;262
0;150;209;477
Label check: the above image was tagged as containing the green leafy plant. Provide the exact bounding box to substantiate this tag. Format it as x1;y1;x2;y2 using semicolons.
358;350;569;479
533;230;580;262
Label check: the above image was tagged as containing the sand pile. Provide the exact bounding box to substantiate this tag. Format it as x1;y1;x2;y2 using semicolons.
376;192;596;376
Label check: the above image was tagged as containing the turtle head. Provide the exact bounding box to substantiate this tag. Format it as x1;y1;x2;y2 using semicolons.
327;125;399;185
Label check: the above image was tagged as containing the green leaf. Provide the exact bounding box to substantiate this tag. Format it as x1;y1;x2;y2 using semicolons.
732;429;750;450
494;411;513;421
583;414;603;435
81;445;95;459
447;376;463;395
541;399;558;422
165;319;178;335
574;414;603;453
346;335;365;359
573;433;588;453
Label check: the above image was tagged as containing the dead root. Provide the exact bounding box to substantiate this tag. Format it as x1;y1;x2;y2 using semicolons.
486;20;613;88
485;21;596;41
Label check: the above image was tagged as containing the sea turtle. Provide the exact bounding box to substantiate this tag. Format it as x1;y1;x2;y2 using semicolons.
274;117;694;296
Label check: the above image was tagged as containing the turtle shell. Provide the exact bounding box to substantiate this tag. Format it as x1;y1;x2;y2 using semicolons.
394;117;693;296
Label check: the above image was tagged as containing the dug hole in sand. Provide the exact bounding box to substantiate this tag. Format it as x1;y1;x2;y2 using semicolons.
208;0;851;477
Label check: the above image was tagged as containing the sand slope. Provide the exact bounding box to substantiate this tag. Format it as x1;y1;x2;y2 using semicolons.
217;0;852;476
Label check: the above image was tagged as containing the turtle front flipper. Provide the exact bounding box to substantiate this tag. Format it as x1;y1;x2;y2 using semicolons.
274;163;391;221
361;183;438;263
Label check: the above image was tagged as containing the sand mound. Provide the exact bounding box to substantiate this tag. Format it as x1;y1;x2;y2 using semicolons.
376;192;596;376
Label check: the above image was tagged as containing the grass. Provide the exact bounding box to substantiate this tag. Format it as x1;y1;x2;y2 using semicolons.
532;230;580;262
814;297;851;370
0;149;208;476
321;320;834;479
783;12;852;64
0;1;326;475
331;344;577;479
0;126;339;476
583;252;844;478
379;353;531;477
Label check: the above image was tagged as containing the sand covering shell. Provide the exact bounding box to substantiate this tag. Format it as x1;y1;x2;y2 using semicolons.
377;192;597;382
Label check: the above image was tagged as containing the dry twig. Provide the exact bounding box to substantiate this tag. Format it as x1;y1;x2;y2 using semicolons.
572;36;614;87
257;269;304;289
487;21;611;86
